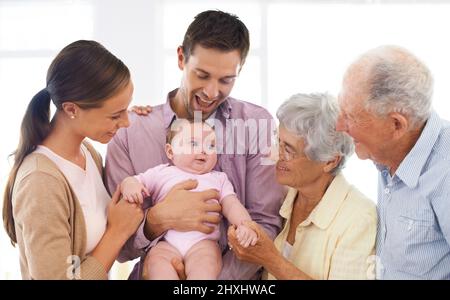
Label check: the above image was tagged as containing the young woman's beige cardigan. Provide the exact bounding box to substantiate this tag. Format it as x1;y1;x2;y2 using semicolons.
12;142;109;279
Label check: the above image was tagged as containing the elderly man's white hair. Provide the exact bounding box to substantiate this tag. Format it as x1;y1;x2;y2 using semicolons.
276;93;354;175
350;45;434;127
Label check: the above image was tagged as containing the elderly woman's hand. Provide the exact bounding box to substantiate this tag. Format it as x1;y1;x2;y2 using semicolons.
227;220;279;266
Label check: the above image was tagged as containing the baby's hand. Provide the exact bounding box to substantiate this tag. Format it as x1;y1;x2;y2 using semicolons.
235;223;258;248
120;177;149;204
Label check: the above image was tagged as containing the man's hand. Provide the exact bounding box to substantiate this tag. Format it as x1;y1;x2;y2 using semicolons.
129;105;152;115
144;179;221;239
171;258;186;280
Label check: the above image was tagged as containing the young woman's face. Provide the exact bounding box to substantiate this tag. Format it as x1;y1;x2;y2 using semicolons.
77;80;134;144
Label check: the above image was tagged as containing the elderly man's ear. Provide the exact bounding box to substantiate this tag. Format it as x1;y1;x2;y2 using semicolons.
389;112;409;140
323;156;342;173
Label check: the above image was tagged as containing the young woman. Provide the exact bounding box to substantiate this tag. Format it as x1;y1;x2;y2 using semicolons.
3;40;144;279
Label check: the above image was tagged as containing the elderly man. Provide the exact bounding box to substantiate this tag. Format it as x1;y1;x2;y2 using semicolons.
336;45;450;279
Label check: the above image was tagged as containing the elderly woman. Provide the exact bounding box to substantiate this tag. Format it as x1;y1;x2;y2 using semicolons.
228;93;376;280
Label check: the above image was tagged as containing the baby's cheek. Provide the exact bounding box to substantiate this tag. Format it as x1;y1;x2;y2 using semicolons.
173;154;196;168
207;154;218;170
210;153;218;164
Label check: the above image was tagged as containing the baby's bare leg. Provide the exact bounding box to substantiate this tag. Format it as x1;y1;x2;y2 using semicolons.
142;241;183;280
184;239;222;280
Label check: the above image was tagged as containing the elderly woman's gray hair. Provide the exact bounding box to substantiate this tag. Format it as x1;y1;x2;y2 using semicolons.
353;45;433;127
276;93;354;175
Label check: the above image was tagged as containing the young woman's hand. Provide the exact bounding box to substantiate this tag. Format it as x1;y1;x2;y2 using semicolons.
107;188;144;239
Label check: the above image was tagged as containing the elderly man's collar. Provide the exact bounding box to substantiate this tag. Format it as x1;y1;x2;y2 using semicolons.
376;110;442;189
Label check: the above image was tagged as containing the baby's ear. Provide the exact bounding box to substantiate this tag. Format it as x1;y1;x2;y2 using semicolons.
165;143;174;160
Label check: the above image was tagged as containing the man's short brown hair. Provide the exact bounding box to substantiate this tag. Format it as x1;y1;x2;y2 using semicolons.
181;10;250;65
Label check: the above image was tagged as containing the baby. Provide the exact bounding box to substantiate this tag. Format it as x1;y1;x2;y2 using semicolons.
120;119;258;279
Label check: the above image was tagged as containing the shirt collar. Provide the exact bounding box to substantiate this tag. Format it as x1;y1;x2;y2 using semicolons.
162;88;232;129
279;188;297;219
279;173;352;230
394;110;442;188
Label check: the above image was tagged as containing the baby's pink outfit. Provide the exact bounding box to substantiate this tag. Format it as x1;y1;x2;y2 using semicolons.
135;163;236;256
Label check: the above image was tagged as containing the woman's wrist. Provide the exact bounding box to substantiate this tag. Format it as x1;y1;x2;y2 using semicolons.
91;227;127;273
263;249;284;274
104;224;131;245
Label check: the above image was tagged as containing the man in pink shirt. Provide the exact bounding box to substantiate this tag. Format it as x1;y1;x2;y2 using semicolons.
105;10;285;279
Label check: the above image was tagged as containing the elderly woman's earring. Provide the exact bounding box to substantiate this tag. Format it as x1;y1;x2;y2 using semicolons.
70;115;75;119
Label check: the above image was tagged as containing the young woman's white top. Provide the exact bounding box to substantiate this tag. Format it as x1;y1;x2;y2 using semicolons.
34;144;110;254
